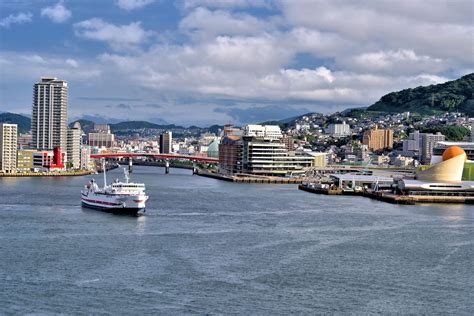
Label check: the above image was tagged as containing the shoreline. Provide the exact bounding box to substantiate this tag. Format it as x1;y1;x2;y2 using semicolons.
0;170;94;178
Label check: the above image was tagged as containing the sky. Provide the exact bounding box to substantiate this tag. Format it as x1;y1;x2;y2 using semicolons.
0;0;473;126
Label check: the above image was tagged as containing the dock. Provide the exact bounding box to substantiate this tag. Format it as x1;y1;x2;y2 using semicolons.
196;170;309;184
298;184;474;205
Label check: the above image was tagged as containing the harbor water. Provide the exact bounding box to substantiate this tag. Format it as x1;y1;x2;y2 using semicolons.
0;166;472;314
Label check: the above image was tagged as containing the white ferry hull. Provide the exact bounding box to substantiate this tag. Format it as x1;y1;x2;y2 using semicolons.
81;192;148;215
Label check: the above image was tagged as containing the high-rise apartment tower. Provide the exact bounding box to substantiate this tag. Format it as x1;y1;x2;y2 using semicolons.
32;77;68;150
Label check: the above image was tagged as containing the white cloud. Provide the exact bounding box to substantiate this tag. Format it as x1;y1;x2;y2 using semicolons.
279;0;474;64
74;18;152;51
340;49;447;76
66;58;79;68
180;7;267;37
0;12;32;28
183;0;271;10
41;1;72;23
2;0;472;124
116;0;155;10
0;52;101;82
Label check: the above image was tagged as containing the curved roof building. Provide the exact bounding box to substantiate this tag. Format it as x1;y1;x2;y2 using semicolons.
416;146;467;182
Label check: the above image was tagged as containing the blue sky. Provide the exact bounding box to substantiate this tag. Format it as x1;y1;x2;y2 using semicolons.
0;0;472;126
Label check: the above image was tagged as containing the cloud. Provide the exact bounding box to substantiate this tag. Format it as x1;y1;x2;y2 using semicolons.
76;97;142;102
339;49;447;76
74;18;152;51
2;0;473;125
0;12;33;28
182;0;272;10
179;7;267;37
116;0;155;10
41;1;71;23
106;103;132;110
279;0;474;64
66;58;79;68
0;52;100;81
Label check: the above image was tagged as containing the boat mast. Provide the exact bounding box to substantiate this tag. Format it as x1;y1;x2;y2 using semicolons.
102;158;107;189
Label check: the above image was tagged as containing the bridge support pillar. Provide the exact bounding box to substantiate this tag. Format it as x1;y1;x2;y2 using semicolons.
165;159;170;174
128;157;133;173
192;161;197;175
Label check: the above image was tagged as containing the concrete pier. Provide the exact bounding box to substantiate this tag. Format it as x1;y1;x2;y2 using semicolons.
298;184;474;205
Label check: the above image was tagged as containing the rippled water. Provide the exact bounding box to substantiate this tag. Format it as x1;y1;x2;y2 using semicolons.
0;166;472;314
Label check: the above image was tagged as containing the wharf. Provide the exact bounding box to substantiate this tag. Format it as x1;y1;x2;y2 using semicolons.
0;170;94;178
196;170;308;184
298;184;474;205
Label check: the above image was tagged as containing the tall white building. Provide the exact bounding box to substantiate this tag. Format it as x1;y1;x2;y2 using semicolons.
67;126;82;169
32;77;68;150
0;123;18;173
326;122;351;137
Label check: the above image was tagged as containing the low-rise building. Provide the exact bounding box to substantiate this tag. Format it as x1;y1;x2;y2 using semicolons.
33;147;66;171
17;149;36;171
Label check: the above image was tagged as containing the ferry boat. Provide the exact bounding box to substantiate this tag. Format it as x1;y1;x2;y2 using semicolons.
81;162;148;215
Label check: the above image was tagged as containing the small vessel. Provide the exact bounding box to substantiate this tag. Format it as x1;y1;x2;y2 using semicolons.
81;160;148;215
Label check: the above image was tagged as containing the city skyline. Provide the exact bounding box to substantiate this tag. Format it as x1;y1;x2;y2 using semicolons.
1;0;473;125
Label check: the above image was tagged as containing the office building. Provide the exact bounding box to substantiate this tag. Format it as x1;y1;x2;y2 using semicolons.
402;131;421;154
32;77;68;150
244;124;282;140
0;123;18;173
88;132;115;148
420;132;445;164
326;122;351;137
363;126;393;151
219;135;243;175
17;149;36;171
219;125;321;176
159;132;172;154
67;126;82;169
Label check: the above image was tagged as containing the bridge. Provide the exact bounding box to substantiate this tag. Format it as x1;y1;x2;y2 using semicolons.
90;153;219;163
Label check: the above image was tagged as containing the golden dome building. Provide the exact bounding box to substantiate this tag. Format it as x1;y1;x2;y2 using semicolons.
416;146;467;182
398;146;474;195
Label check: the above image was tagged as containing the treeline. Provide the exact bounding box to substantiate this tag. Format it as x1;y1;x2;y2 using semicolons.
368;73;474;115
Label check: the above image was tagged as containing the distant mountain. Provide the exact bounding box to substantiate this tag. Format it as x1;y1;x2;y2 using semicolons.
367;73;474;115
0;113;31;133
69;119;95;133
110;121;184;131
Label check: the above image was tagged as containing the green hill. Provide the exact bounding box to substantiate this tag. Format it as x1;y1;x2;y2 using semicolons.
0;112;31;133
367;73;474;115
